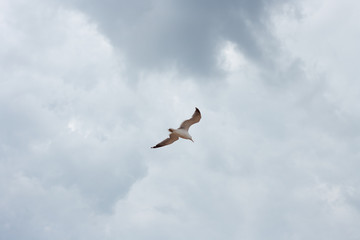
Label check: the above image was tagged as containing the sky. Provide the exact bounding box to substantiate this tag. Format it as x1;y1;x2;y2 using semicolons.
1;0;360;239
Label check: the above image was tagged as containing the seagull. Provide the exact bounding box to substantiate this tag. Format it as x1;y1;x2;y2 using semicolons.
151;107;201;148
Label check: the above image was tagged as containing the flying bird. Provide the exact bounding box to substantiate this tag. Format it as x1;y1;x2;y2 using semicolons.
151;107;201;148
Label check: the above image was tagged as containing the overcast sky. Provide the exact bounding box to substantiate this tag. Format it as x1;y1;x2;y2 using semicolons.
1;0;360;239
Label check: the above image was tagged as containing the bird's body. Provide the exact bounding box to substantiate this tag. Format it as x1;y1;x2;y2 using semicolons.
151;107;201;148
169;128;193;141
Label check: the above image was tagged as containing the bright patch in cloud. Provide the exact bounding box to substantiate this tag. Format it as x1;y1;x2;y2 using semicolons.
218;41;247;72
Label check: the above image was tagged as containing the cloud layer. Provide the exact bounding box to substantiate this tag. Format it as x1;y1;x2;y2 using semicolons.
1;0;360;239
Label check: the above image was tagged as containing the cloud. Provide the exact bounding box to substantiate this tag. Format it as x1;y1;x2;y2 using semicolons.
1;0;360;239
56;0;296;78
0;0;147;214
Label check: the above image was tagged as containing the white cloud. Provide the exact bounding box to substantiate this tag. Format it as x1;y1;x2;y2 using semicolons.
0;0;146;216
218;41;248;72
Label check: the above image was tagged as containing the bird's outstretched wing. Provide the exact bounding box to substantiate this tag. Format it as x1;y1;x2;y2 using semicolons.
151;133;179;148
179;107;201;131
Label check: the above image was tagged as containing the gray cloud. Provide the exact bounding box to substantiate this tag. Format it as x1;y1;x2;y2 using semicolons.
58;0;295;78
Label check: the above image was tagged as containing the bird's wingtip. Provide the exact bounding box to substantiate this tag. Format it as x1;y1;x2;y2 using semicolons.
195;107;201;115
